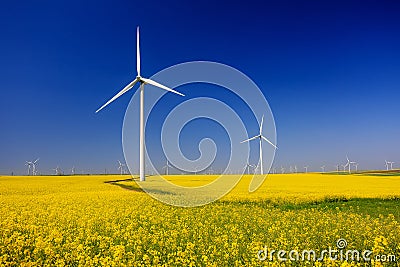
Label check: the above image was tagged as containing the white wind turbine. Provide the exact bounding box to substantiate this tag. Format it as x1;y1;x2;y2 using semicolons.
118;160;126;175
344;156;355;174
95;27;184;182
26;158;39;176
321;165;325;173
244;161;255;174
341;164;347;172
335;164;340;173
25;161;32;175
354;162;359;172
71;166;75;175
53;166;61;175
304;166;308;173
385;160;390;171
162;160;171;175
388;161;394;170
240;115;277;175
294;165;298;173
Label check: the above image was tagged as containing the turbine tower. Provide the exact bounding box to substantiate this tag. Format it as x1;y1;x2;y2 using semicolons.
385;160;389;171
96;27;184;182
240;115;277;175
304;166;308;173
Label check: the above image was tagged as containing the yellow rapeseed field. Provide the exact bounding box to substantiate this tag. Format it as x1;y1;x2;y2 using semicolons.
1;173;399;266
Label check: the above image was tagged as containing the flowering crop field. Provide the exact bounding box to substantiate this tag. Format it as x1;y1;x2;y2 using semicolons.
1;173;399;266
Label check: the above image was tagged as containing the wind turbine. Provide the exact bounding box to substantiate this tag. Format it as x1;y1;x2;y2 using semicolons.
344;156;355;174
388;161;394;170
118;160;125;175
240;115;277;175
341;164;347;172
281;166;285;174
244;162;255;174
335;164;340;173
25;161;32;175
26;158;39;176
289;166;293;173
294;165;298;173
321;165;325;173
95;27;184;182
304;166;308;173
353;162;359;172
385;160;390;171
71;166;75;175
53;166;61;175
162;160;171;175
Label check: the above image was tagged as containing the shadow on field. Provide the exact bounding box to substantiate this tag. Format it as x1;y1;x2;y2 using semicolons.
104;176;176;195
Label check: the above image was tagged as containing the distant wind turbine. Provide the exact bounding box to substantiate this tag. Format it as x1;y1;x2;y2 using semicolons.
388;161;394;170
321;165;325;173
53;166;61;175
241;115;277;175
25;161;32;175
26;158;39;176
162;160;171;175
335;164;340;172
244;162;255;174
385;160;390;171
354;163;359;172
118;160;126;175
95;27;184;182
304;166;308;173
344;155;355;174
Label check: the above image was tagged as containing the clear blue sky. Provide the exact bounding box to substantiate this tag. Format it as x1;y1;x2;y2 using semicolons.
1;0;399;175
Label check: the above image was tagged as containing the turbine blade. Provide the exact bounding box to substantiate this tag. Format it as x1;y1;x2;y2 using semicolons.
141;78;184;96
95;78;139;113
137;26;140;76
240;135;259;143
261;135;278;149
260;115;264;135
34;158;40;163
